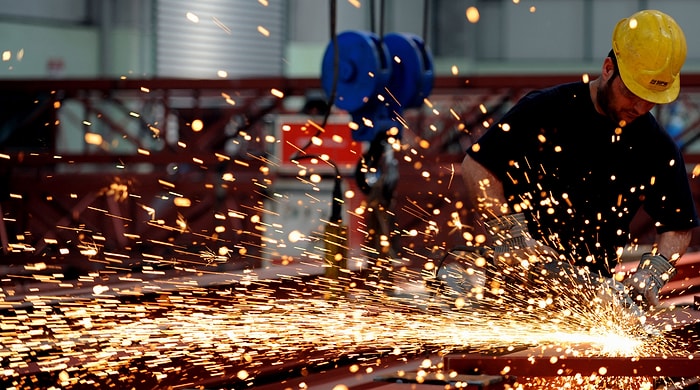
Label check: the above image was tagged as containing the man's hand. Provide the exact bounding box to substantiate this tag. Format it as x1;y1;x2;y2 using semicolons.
598;277;645;317
484;213;559;267
623;253;677;307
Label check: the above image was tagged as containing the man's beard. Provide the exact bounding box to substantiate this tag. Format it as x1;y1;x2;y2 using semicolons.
596;76;620;124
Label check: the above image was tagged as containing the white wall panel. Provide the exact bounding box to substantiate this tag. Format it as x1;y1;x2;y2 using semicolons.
503;0;585;61
0;0;88;23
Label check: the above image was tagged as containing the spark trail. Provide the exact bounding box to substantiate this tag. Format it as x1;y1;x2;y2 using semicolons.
0;258;689;389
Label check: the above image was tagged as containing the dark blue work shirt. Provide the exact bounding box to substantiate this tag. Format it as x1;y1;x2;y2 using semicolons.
467;81;698;276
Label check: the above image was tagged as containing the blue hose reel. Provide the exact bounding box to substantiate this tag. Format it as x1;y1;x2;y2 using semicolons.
321;31;434;141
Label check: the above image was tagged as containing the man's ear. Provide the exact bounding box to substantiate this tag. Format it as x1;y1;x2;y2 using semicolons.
601;57;615;80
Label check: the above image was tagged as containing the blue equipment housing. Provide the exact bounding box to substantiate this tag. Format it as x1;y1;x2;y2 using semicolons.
321;31;434;142
383;32;434;110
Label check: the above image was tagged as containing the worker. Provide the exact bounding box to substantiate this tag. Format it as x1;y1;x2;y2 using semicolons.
460;10;698;310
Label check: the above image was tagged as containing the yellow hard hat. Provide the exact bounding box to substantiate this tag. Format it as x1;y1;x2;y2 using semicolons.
612;9;687;104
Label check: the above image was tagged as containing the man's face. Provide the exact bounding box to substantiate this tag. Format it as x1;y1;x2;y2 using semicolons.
597;73;656;126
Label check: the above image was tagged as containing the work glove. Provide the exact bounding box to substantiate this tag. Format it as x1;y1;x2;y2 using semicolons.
483;212;558;267
434;248;488;302
597;276;661;335
623;253;677;307
597;277;645;318
537;258;645;316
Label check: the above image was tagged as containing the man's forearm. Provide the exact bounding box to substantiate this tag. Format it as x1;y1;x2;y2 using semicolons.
656;229;692;263
461;154;508;219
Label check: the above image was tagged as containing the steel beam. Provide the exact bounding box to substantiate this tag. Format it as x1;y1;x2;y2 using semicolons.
444;352;700;377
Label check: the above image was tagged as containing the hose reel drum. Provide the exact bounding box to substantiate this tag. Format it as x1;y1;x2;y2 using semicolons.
321;30;434;142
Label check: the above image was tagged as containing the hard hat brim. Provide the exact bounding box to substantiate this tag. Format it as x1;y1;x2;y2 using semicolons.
617;64;680;105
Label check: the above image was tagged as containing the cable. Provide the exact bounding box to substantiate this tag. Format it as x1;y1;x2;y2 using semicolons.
422;0;429;44
378;0;385;48
292;154;343;222
290;0;338;161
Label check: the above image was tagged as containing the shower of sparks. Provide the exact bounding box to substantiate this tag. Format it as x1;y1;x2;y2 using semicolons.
0;243;694;389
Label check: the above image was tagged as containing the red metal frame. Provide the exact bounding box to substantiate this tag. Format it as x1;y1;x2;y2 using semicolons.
2;75;700;276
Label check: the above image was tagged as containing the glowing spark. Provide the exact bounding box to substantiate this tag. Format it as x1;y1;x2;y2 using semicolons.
185;12;199;23
186;12;199;23
629;17;638;29
692;164;700;178
173;197;191;207
466;6;480;23
442;164;455;189
191;119;204;132
176;213;188;232
215;152;230;161
258;25;270;37
271;88;284;98
212;16;231;34
158;179;175;188
84;132;102;145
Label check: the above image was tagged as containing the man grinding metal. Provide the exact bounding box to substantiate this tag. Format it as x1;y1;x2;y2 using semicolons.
460;10;698;315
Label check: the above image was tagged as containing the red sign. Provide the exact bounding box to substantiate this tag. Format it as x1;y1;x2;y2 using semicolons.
276;115;364;174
